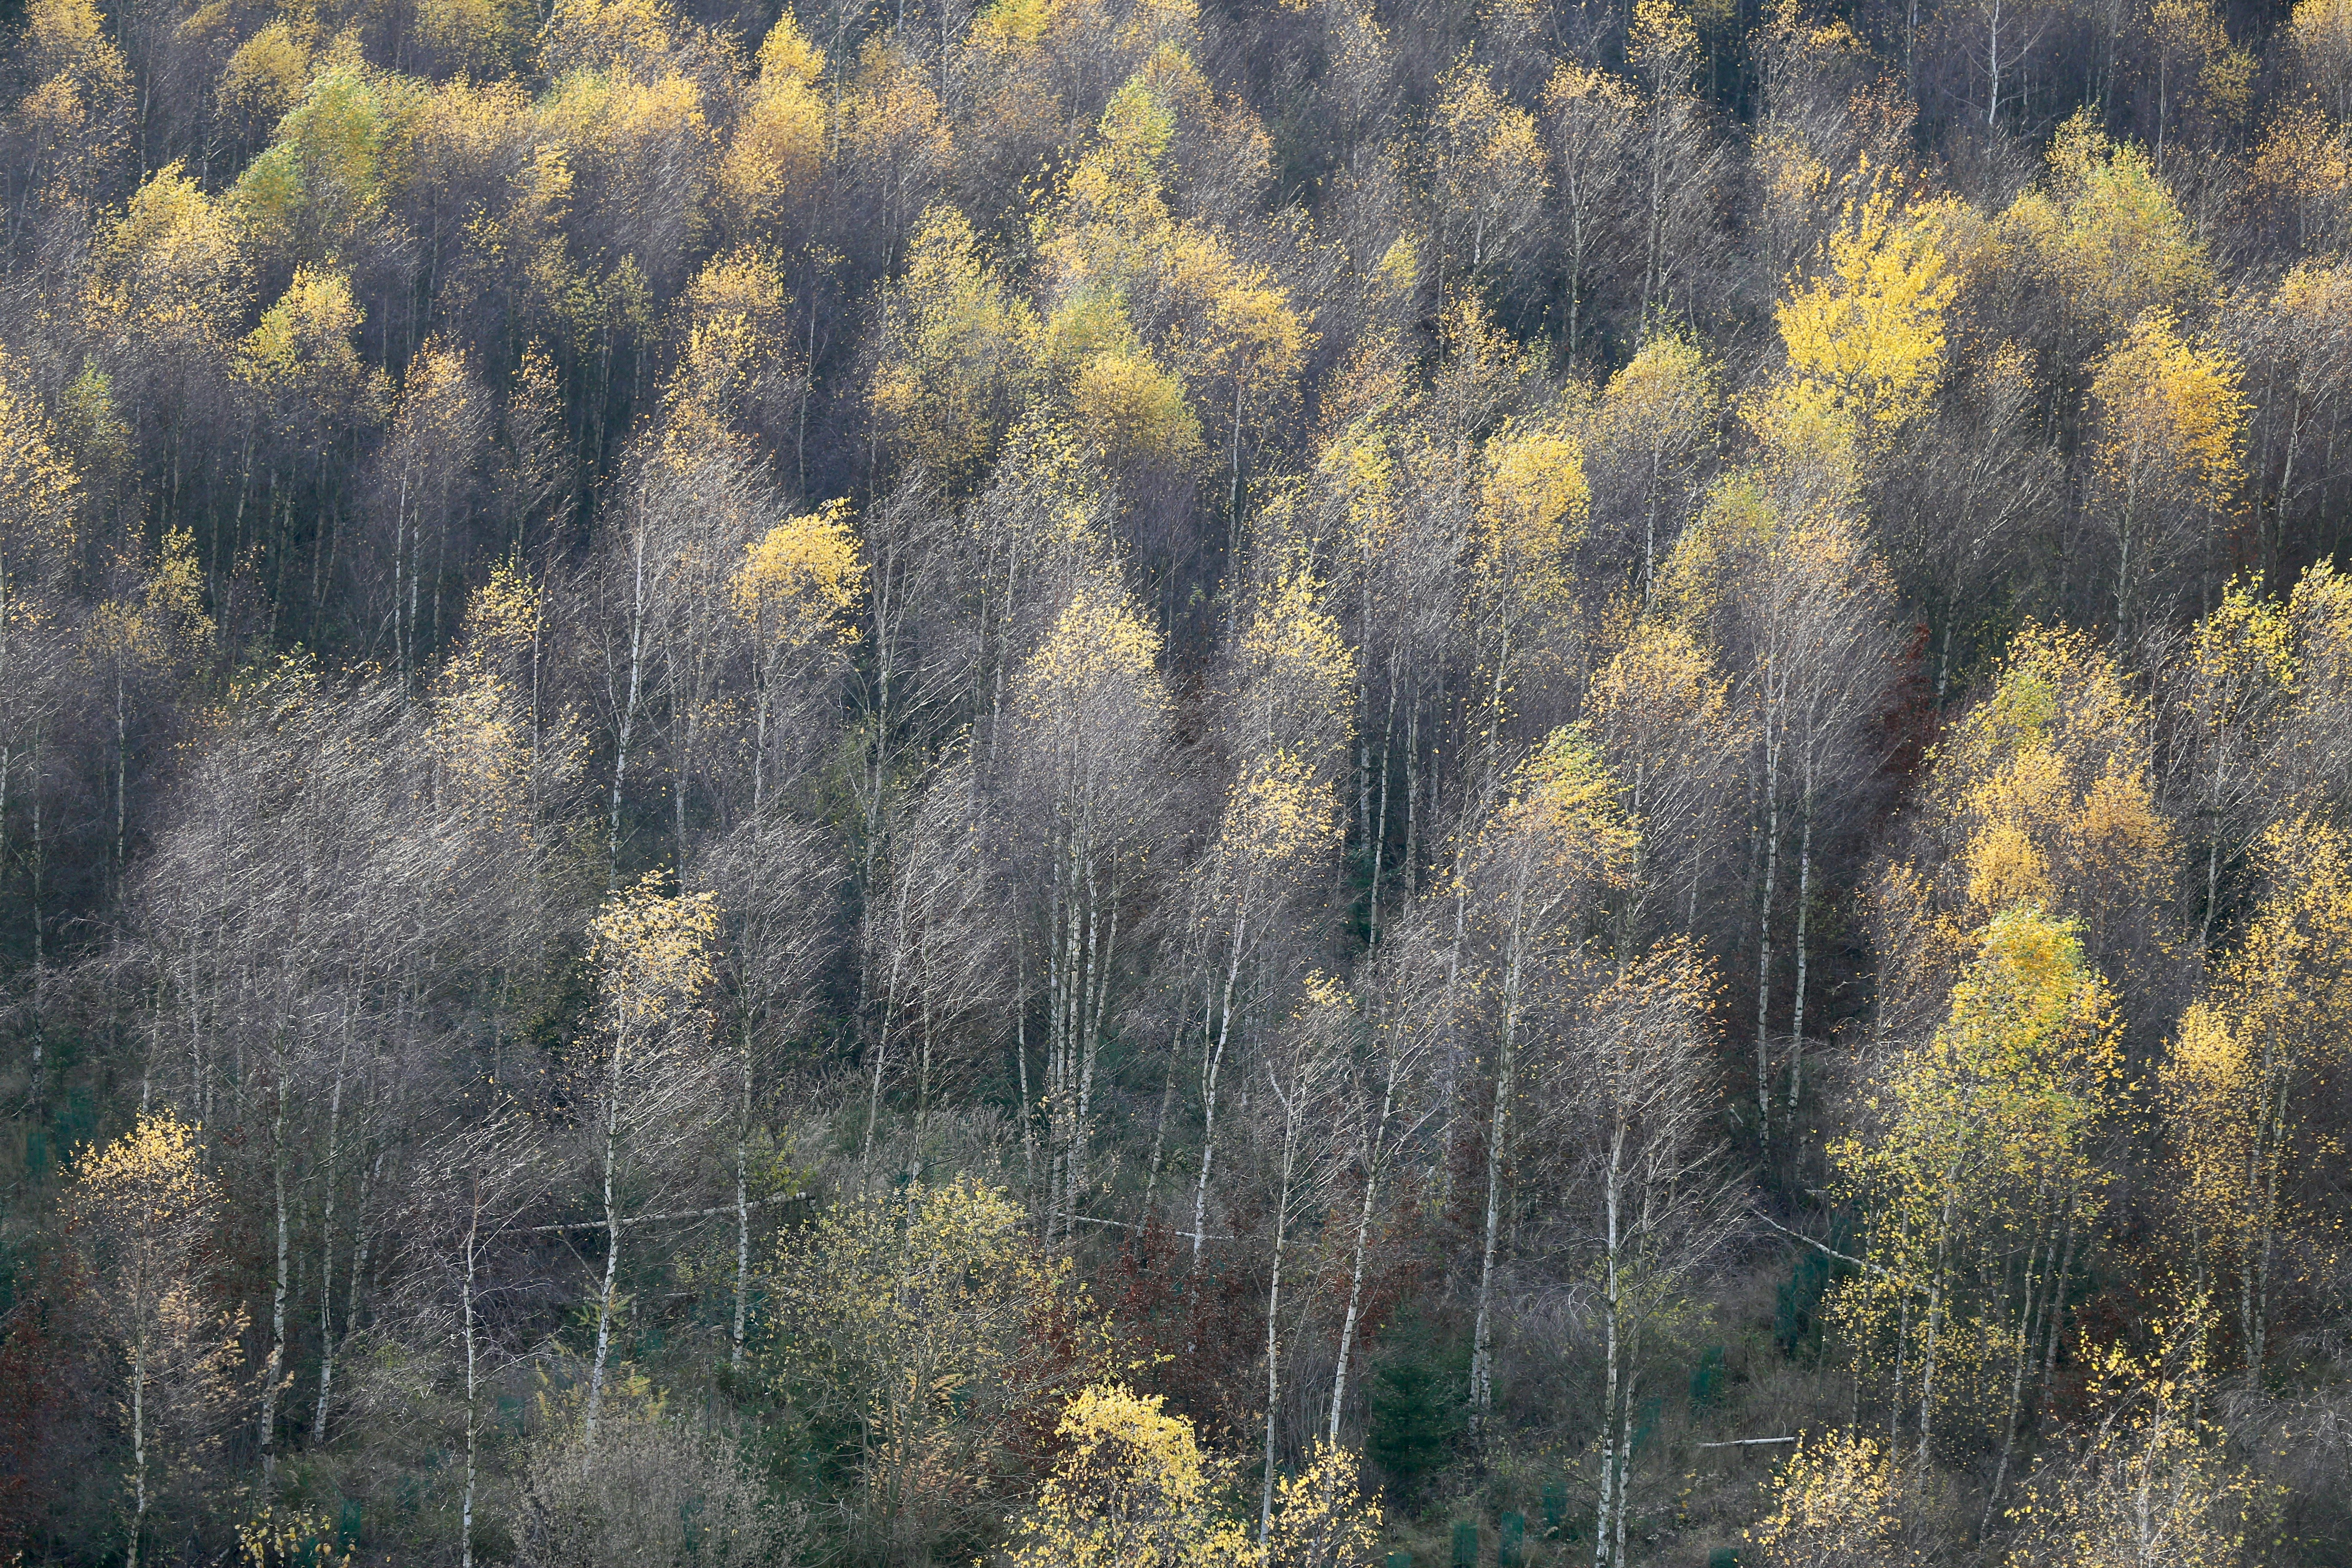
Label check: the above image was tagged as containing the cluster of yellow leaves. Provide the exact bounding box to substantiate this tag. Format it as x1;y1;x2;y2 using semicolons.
2292;0;2352;118
1478;727;1639;885
237;1505;354;1568
1773;177;1961;438
1004;1387;1378;1568
1477;418;1589;593
70;1109;221;1244
1236;568;1354;755
1429;59;1546;278
776;1181;1109;1540
1831;908;2121;1445
2161;820;2352;1343
2152;0;2257;122
2002;1336;2258;1568
1035;52;1306;462
668;248;796;436
86;527;214;674
1926;625;2171;942
1264;1442;1383;1568
1997;112;2213;334
1003;1385;1258;1568
587;872;720;1028
2089;311;2247;515
1017;583;1170;719
0;347;83;585
870;206;1038;481
732;499;864;652
717;13;827;238
237;266;389;427
94;164;250;351
428;659;530;820
1749;1431;1901;1568
1222;751;1341;873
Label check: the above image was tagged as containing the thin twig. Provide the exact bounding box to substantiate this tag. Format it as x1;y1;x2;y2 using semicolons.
1751;1207;1913;1289
1697;1436;1799;1449
528;1191;813;1235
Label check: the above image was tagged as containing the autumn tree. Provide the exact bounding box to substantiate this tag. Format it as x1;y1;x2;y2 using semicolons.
772;1180;1105;1561
1831;907;2120;1491
2161;818;2352;1387
1459;729;1636;1437
67;1112;247;1568
2086;311;2247;641
575;873;722;1444
1000;1385;1256;1568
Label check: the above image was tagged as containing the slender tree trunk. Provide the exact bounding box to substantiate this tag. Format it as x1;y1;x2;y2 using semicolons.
585;1034;626;1451
1918;1177;1959;1471
260;1065;289;1491
1471;898;1529;1439
1786;776;1816;1112
462;1177;481;1568
1594;1123;1626;1568
1754;714;1783;1148
1259;1158;1292;1545
1329;1058;1398;1443
1191;905;1250;1270
1982;1182;2054;1537
128;1333;147;1568
733;1017;755;1372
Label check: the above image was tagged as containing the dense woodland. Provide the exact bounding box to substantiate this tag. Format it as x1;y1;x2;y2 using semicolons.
4;0;2352;1557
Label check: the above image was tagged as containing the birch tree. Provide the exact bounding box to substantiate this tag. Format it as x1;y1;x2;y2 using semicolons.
574;873;723;1446
1460;729;1636;1440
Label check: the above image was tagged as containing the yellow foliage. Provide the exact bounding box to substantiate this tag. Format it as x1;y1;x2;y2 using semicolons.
2001;1348;2259;1568
69;1109;221;1250
1040;52;1305;437
1017;583;1169;719
86;527;213;673
776;1181;1109;1544
1430;59;1548;275
1237;567;1354;755
107;162;248;343
1597;331;1720;456
755;9;824;83
1630;0;1700;72
1477;726;1639;885
1480;421;1590;575
719;46;827;239
2160;818;2352;1372
2149;0;2256;124
1774;178;1960;436
237;266;378;412
1222;750;1341;873
1925;624;2172;948
538;0;679;76
1002;1384;1258;1568
0;347;84;584
1749;1431;1900;1568
1997;111;2212;334
668;248;797;436
217;18;314;127
1831;908;2120;1453
870;206;1037;481
732;499;864;650
1265;1442;1381;1568
1070;345;1204;468
2089;310;2246;514
2292;0;2352;116
229;51;431;266
416;0;533;74
587;871;721;1029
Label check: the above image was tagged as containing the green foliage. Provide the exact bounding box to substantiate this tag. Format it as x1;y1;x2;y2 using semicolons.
1366;1338;1468;1507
